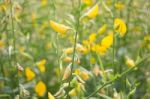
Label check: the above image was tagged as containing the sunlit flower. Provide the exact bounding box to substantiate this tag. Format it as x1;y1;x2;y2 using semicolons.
35;81;46;97
115;2;125;11
85;4;99;19
37;59;46;73
62;64;71;80
48;92;55;99
69;88;77;96
41;0;47;7
76;43;88;54
25;67;35;81
97;24;107;35
144;35;150;41
89;33;97;44
82;0;93;6
50;20;70;35
101;32;113;49
125;57;135;68
92;44;107;55
114;18;127;37
63;56;72;62
0;40;5;48
63;47;74;54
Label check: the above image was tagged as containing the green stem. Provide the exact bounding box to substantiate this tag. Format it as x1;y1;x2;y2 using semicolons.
66;0;81;98
87;54;150;98
10;0;20;96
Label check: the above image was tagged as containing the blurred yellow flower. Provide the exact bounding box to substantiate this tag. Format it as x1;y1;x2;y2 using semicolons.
114;18;127;37
69;88;77;96
37;59;46;73
48;92;55;99
35;81;46;97
62;65;71;80
80;71;89;81
82;0;93;6
89;33;97;44
63;47;74;54
63;56;72;62
86;4;99;19
101;32;113;49
41;0;47;7
144;35;150;41
50;20;70;35
25;67;35;81
125;57;135;68
97;24;107;35
76;44;88;54
115;2;125;11
92;44;107;55
0;40;5;48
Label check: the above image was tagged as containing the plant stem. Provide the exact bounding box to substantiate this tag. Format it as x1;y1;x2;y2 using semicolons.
87;54;150;98
66;0;81;98
10;0;20;96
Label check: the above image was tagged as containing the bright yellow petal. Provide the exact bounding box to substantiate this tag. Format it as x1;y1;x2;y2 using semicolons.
86;4;99;19
48;92;55;99
101;32;113;49
50;20;70;35
25;67;35;81
82;0;93;6
35;81;46;97
114;18;127;37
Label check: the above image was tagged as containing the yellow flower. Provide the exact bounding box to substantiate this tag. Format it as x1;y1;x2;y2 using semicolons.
37;59;46;73
41;0;47;7
97;24;107;35
85;4;99;19
144;35;150;41
82;0;93;6
63;47;74;54
63;56;72;62
101;32;113;49
92;44;107;55
80;71;89;81
114;18;127;37
76;44;88;54
48;92;55;99
35;81;46;97
0;40;5;48
89;33;97;44
62;65;71;80
69;88;77;97
125;57;135;68
115;2;125;11
50;20;70;35
25;67;35;81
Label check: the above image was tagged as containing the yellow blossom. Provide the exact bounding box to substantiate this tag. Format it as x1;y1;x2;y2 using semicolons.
25;67;35;81
41;0;47;7
35;81;46;97
101;32;113;49
144;35;150;41
114;18;127;37
63;56;72;62
82;0;93;6
37;59;46;73
115;2;125;11
85;4;99;19
76;44;88;54
126;58;135;68
97;24;107;35
92;44;107;55
69;88;77;97
48;92;55;99
50;20;70;35
63;47;74;54
0;40;5;48
62;65;71;80
89;33;97;44
80;71;89;81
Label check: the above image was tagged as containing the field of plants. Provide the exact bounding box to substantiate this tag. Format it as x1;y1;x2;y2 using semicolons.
0;0;150;99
